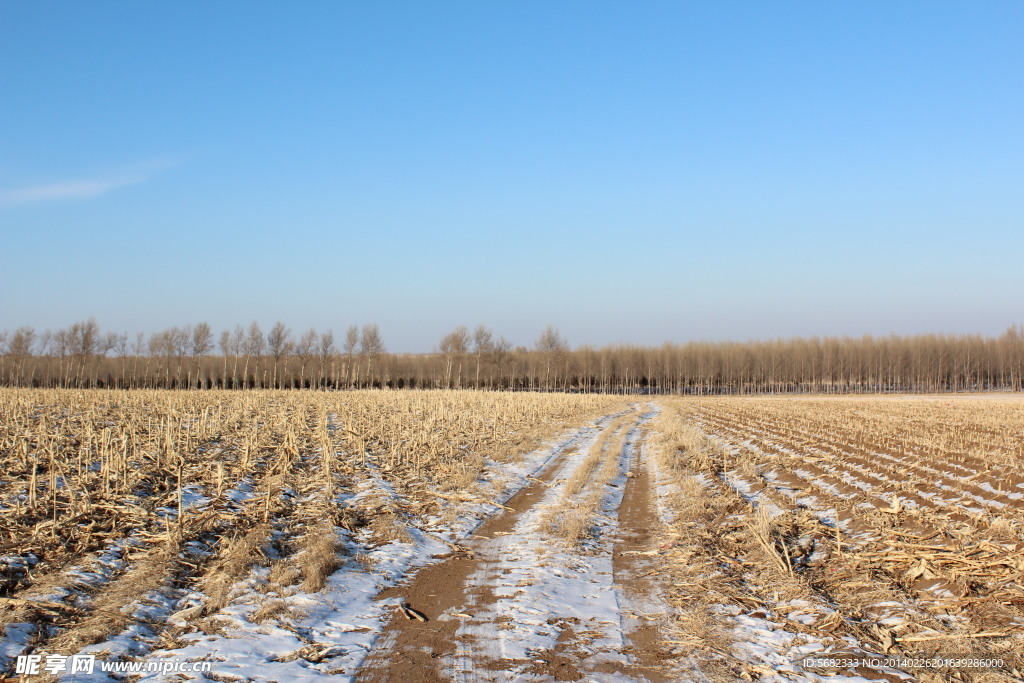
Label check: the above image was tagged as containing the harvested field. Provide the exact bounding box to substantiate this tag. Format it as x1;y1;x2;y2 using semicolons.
1;390;1022;681
0;389;626;681
651;396;1024;682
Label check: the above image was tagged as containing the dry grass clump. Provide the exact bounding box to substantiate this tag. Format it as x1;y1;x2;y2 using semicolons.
562;444;603;499
267;559;303;589
674;595;734;678
367;511;414;545
649;408;724;474
193;616;233;637
251;598;303;625
986;516;1021;542
541;502;593;547
203;524;271;612
353;552;377;572
299;522;344;592
440;451;485;491
749;509;798;578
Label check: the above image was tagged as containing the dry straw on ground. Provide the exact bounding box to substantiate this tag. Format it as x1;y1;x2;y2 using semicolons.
0;388;623;664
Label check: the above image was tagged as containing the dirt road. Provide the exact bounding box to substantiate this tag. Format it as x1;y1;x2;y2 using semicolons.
357;405;680;682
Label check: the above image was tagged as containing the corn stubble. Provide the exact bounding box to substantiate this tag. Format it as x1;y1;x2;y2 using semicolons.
649;396;1024;681
0;388;620;660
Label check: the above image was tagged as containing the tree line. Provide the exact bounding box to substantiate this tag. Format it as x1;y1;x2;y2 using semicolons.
1;319;1022;394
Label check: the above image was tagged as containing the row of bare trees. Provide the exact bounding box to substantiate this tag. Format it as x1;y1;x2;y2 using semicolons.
1;320;1022;394
0;320;385;390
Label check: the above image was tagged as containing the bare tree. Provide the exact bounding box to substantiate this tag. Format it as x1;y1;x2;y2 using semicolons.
439;326;470;388
53;328;71;387
0;331;7;385
267;321;292;388
8;327;35;385
131;332;146;388
190;322;213;389
359;324;384;387
536;325;568;391
31;330;53;387
230;325;245;388
318;330;335;390
68;318;101;386
89;330;117;387
245;321;264;388
170;326;191;388
490;336;513;389
109;332;128;388
218;330;231;388
295;327;317;389
473;325;494;389
148;329;171;388
344;325;359;388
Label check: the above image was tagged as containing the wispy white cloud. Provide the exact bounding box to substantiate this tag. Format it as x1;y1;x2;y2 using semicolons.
0;176;146;207
0;156;186;208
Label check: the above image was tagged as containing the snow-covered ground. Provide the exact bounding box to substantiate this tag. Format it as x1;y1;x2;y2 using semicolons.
444;408;658;681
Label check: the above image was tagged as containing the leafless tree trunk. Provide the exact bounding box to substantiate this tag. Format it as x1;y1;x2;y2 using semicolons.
245;321;264;389
296;327;317;389
535;325;567;391
0;331;8;386
8;327;34;386
490;336;512;390
190;322;213;389
360;324;384;388
344;325;359;389
439;326;469;389
473;325;493;389
111;332;128;388
267;321;292;389
67;319;100;387
318;330;334;390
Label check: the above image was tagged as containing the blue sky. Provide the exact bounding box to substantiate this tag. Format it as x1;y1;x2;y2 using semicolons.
2;2;1022;352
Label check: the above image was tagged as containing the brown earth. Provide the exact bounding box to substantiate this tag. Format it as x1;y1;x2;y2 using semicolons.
611;434;679;682
356;447;578;682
